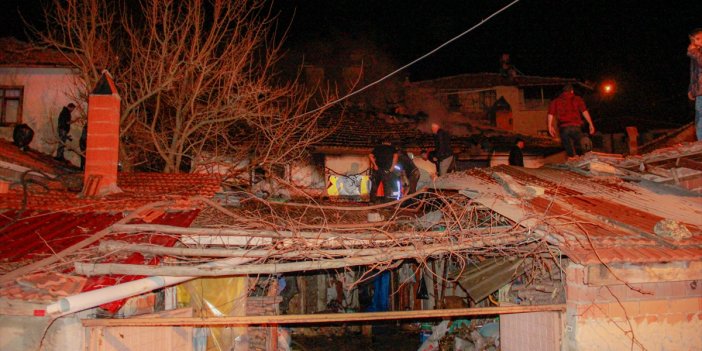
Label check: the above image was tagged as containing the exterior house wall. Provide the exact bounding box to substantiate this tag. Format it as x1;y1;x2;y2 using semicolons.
0;67;82;165
0;309;87;351
404;84;551;137
497;86;549;136
325;154;370;176
564;262;702;351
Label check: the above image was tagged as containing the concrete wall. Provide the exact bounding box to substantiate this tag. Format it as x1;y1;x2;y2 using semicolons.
0;67;82;165
325;154;370;176
564;262;702;351
0;310;87;351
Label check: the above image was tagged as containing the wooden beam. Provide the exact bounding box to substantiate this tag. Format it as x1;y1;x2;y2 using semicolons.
76;235;538;276
586;261;702;286
82;304;566;327
99;240;431;258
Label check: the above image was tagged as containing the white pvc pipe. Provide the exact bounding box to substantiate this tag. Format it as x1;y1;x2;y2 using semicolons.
47;257;254;316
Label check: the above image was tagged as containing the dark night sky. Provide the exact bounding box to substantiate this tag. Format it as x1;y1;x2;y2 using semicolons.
2;0;701;131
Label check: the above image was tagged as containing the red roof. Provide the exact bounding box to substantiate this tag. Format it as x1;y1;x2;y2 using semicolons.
434;162;702;265
0;139;77;176
0;138;222;309
0;37;75;68
0;209;201;310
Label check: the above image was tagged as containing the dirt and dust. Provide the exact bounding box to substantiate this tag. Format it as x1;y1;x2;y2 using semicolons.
290;324;422;351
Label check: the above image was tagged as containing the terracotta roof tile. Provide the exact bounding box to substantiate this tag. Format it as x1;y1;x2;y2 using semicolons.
0;209;201;307
0;139;78;176
0;37;75;67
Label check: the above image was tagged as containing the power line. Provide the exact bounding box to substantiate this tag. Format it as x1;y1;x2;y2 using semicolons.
300;0;521;117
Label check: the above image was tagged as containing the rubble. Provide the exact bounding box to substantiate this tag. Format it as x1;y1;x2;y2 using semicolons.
654;219;693;241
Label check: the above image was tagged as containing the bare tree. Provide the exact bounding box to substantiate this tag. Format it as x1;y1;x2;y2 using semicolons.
34;0;338;173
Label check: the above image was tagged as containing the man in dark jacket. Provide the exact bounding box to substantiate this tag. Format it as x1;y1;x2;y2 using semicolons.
369;139;398;203
55;103;76;161
431;122;453;176
688;28;702;141
396;145;420;195
508;138;525;167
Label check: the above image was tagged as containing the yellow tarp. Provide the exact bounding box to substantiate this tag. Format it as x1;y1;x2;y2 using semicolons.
177;277;247;351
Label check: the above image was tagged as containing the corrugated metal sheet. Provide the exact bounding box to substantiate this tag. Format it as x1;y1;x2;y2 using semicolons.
433;164;702;264
0;209;200;308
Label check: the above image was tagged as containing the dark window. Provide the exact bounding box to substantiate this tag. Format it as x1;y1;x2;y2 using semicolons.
0;86;23;125
447;93;461;112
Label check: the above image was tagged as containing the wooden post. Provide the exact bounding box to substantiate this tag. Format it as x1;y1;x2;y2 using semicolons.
267;324;278;351
626;126;639;155
361;324;373;338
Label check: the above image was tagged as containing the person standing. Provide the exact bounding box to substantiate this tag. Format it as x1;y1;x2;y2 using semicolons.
369;139;398;203
688;28;702;141
79;124;88;170
55;103;76;161
431;122;453;176
508;138;525;167
547;85;596;158
396;145;420;195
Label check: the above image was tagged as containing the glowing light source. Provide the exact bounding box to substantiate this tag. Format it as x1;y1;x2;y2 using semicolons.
601;81;616;95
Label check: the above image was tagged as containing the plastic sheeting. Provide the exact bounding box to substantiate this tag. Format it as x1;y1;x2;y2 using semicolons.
177;277;247;351
327;175;370;196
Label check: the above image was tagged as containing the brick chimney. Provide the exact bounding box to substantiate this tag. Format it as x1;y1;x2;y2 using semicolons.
83;70;122;196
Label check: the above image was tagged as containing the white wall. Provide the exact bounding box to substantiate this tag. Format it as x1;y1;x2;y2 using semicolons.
325;154;370;176
0;67;83;165
497;86;549;136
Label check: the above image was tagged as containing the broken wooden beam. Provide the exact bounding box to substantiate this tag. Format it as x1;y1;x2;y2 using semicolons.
81;304;566;327
76;235;541;276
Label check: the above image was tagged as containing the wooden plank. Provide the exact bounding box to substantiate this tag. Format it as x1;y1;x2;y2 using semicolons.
677;158;702;172
82;304;566;327
586;261;702;286
84;308;193;351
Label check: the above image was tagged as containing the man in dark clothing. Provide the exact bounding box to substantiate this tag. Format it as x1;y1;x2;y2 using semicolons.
55;103;76;161
688;28;702;141
79;124;88;169
431;122;453;176
369;139;398;202
547;85;596;158
396;145;420;195
508;138;525;167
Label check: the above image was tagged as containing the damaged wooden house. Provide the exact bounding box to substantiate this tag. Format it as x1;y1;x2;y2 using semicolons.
1;70;700;350
1;47;701;351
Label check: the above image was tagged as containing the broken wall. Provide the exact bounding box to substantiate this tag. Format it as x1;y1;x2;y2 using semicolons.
564;262;702;351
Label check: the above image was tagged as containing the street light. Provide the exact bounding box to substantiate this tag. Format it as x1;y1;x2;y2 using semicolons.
600;81;616;96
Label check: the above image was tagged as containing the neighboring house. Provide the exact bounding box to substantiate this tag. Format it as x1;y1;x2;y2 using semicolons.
0;37;83;165
308;111;562;197
432;143;702;350
0;71;226;351
404;73;584;136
